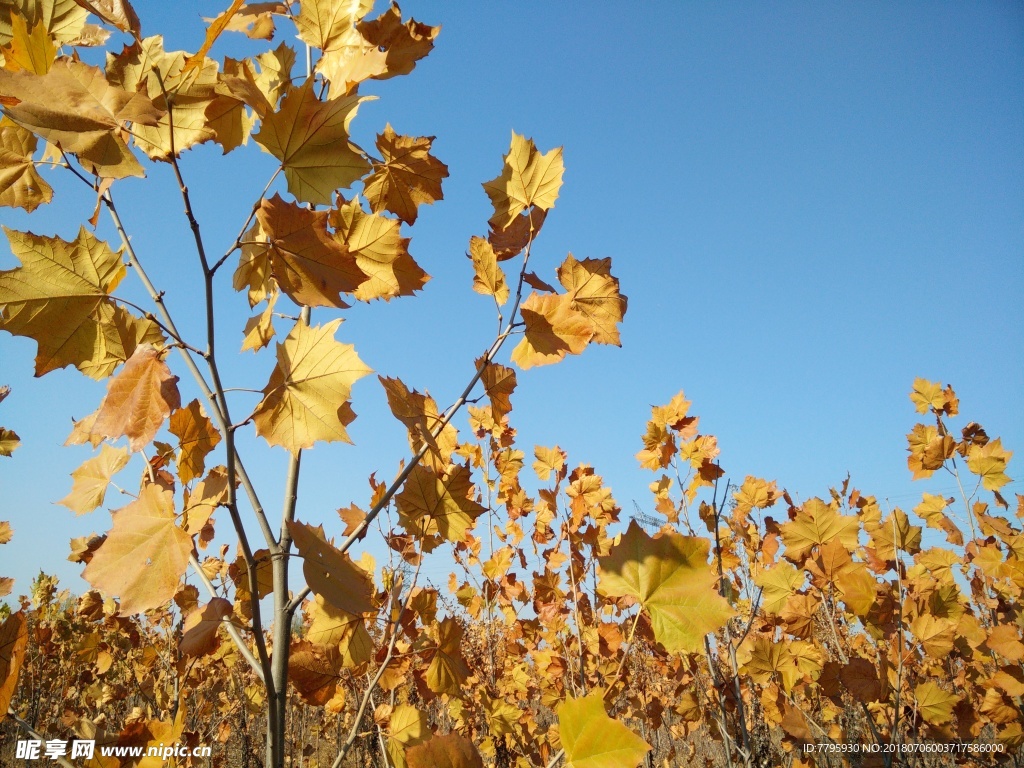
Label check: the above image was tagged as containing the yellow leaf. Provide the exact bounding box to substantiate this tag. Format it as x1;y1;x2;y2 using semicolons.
0;118;52;211
510;292;593;370
169;399;221;485
389;704;429;746
287;520;373;616
106;37;225;160
910;614;955;659
598;521;735;654
241;292;277;352
915;682;959;725
967;438;1013;492
0;611;28;719
479;360;516;422
396;464;485;546
58;443;130;514
0;227;164;378
330;198;428;301
483;132;564;228
469;236;508;305
0;58;162;177
294;0;373;52
557;255;627;346
356;5;438;80
425;617;470;695
2;14;54;75
753;562;804;615
0;427;18;456
364;124;447;224
89;344;181;452
406;733;483;768
909;377;945;414
82;484;191;613
253;319;371;451
780;498;859;561
233;220;273;307
378;375;457;472
257;194;366;308
253;79;371;204
182;0;246;75
558;692;651;768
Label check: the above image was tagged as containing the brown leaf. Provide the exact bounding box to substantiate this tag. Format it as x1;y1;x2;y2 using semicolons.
406;733;483;768
82;484;191;613
169;399;221;485
0;59;162;177
287;520;373;615
0;117;52;211
179;597;232;657
0;611;28;716
90;344;180;452
488;208;546;261
363;123;447;224
479;360;516;421
356;5;438;80
256;194;365;309
73;0;141;36
510;292;593;370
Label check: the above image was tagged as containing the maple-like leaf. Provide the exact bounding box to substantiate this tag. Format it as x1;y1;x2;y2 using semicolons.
510;292;594;370
0;427;18;456
0;611;28;716
57;443;129;514
753;562;804;615
168;399;221;485
179;597;232;657
363;124;447;224
330;198;428;302
967;438;1013;491
558;692;651;768
241;292;276;352
915;682;959;725
357;5;438;79
479;360;516;422
911;614;955;659
287;520;373;616
256;194;366;309
0;58;162;177
3;13;56;74
89;344;181;452
395;464;486;546
406;733;484;768
253;79;371;204
288;639;345;707
780;498;859;562
483;132;564;228
557;255;627;346
469;236;508;305
105;37;223;160
82;483;192;613
488;207;546;261
305;593;372;668
252;319;371;452
213;3;287;41
0;227;163;378
0;117;52;211
233;220;273;307
74;0;141;36
425;616;471;695
294;0;372;51
378;375;457;471
598;521;735;654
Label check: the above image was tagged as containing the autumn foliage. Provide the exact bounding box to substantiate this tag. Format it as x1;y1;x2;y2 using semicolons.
0;2;1022;768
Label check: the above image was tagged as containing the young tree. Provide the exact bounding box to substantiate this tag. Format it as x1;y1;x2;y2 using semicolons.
0;1;628;766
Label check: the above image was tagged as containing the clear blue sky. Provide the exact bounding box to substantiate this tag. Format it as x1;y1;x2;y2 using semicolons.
2;1;1022;597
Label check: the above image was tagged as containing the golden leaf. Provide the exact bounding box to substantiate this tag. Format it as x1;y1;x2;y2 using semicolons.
288;639;344;707
0;611;28;716
74;0;141;36
753;562;804;615
294;0;373;51
558;692;651;768
557;255;627;346
910;614;955;659
82;483;191;613
330;198;428;301
58;443;129;514
0;58;162;177
915;682;959;725
257;194;366;308
425;617;470;695
483;132;564;228
0;118;52;211
287;520;373;616
253;79;371;204
967;438;1013;491
3;14;54;75
378;375;457;471
469;236;508;305
241;292;276;352
252;319;371;451
780;498;859;562
510;292;593;370
89;344;181;452
406;733;483;768
356;5;438;80
179;597;232;657
479;360;516;422
598;521;735;654
363;124;447;224
0;227;163;378
395;464;486;545
0;427;19;456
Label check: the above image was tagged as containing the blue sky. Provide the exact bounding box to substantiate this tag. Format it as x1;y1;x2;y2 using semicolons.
2;1;1022;597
